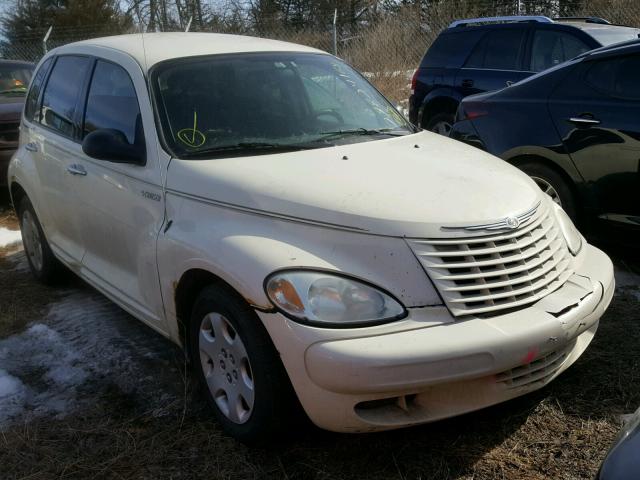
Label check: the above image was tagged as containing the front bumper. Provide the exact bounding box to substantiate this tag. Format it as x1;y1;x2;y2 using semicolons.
258;244;614;432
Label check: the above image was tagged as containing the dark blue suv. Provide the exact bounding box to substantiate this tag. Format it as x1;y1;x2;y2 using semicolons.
409;15;640;134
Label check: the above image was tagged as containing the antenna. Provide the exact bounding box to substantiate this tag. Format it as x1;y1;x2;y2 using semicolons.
185;16;193;32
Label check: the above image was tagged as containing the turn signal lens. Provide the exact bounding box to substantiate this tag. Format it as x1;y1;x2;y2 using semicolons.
265;271;406;327
266;278;304;314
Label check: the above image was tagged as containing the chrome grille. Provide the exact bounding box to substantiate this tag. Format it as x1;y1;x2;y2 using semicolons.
408;202;574;317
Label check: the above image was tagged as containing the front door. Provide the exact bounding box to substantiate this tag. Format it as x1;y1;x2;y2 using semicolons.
549;52;640;226
74;55;167;330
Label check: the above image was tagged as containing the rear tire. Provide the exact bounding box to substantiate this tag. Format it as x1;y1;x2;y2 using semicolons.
425;112;455;136
517;162;577;221
188;284;302;444
18;196;62;285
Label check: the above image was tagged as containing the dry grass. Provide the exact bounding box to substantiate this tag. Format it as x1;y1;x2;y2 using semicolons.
1;191;639;479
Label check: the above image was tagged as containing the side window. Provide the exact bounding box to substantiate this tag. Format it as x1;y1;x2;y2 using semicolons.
40;56;92;138
585;56;640;100
464;29;526;70
24;58;52;122
83;60;142;145
530;30;590;72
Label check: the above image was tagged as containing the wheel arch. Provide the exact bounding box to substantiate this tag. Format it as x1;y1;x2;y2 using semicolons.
420;90;462;128
9;181;27;211
174;267;273;351
508;154;582;217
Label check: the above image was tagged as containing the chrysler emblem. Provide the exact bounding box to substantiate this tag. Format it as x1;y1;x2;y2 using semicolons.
441;201;541;232
505;216;520;229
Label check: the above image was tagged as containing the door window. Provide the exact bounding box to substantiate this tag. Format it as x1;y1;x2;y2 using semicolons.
24;58;52;122
83;60;143;145
40;56;92;138
585;55;640;100
530;30;590;72
464;29;526;70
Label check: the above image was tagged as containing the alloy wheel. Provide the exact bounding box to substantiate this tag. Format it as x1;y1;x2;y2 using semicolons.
432;120;452;136
531;176;562;207
198;312;255;424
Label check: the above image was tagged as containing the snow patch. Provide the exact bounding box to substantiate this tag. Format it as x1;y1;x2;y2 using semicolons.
0;228;22;249
0;292;181;430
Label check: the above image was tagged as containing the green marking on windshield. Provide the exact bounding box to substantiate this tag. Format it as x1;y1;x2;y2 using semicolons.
177;111;206;148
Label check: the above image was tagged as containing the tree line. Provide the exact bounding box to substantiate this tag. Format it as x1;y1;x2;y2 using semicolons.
0;0;594;45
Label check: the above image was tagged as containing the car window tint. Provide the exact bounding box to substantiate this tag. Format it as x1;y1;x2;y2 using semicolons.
585;55;640;100
464;29;525;70
83;60;142;144
421;30;486;68
531;30;590;72
40;56;91;138
24;58;52;122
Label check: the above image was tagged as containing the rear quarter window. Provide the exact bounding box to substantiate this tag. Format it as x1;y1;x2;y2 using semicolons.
420;30;486;68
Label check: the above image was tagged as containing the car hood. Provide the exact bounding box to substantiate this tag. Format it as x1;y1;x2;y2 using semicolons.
166;132;542;238
0;96;25;122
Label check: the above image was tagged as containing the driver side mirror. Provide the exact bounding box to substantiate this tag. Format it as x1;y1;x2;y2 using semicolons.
82;128;146;166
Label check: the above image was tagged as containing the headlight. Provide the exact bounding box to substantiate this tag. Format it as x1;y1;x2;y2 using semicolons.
265;271;406;327
553;203;582;255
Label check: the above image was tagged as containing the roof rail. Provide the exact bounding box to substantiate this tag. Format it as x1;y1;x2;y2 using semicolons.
448;16;553;28
553;16;611;25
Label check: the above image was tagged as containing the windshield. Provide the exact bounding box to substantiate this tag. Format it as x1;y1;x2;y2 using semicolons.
0;64;32;96
152;53;414;158
585;27;640;46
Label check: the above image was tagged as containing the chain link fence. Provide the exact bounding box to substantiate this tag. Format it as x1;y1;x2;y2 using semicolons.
2;0;639;103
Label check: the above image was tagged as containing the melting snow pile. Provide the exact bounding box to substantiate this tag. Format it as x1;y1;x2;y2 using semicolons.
0;228;22;249
0;293;180;430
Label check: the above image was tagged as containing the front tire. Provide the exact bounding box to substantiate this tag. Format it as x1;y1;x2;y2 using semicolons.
18;196;61;284
188;284;301;444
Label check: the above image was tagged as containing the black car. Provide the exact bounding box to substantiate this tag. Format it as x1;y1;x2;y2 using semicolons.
0;60;34;187
450;40;640;241
598;407;640;480
409;15;640;134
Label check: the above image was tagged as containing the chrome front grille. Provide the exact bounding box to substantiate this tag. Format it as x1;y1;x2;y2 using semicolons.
408;202;574;317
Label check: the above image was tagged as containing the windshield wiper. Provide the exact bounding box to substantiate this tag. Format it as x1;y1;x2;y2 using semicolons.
317;128;411;140
180;141;329;158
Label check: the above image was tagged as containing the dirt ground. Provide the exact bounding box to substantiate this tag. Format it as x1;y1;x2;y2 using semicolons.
1;192;639;480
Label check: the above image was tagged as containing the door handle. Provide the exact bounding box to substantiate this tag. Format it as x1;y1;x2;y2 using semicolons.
568;116;601;127
506;80;514;87
67;164;87;176
25;142;38;152
461;79;474;88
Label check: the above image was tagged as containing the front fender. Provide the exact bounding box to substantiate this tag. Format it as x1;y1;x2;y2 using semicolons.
158;192;442;339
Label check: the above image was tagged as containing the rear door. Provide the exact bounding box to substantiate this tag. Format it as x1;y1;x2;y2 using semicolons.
34;55;93;265
456;26;530;95
549;52;640;225
527;26;593;73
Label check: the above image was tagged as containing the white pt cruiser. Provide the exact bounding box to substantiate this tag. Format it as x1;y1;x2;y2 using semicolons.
9;33;614;442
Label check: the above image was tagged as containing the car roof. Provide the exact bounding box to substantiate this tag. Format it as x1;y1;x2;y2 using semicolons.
53;32;327;70
578;38;640;59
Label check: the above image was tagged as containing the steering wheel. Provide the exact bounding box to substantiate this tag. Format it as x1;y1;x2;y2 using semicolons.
313;109;344;124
